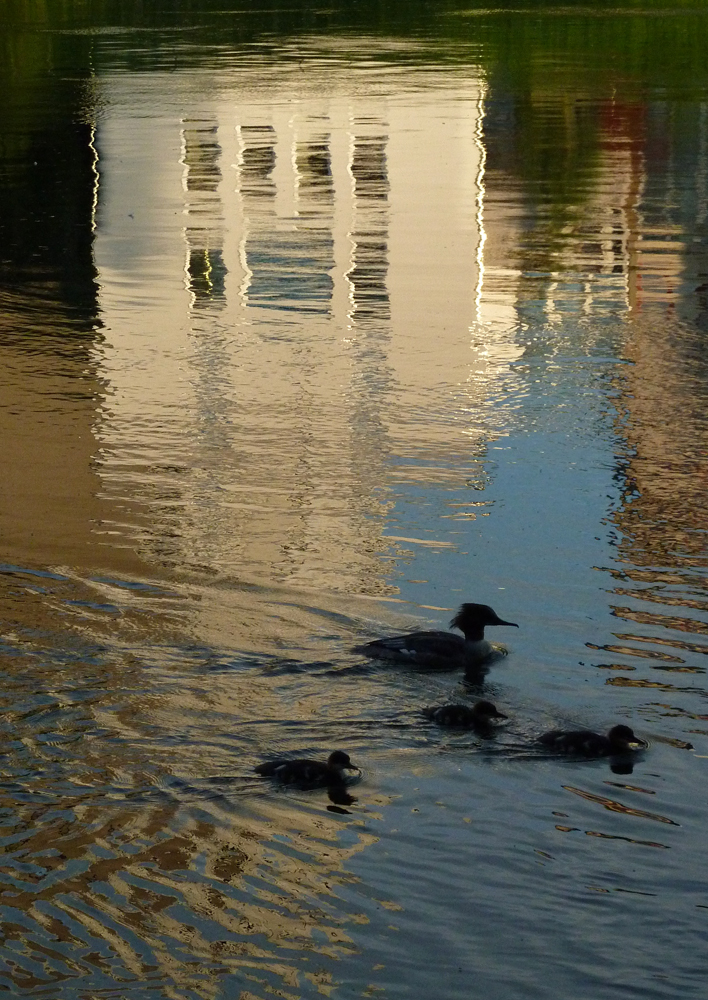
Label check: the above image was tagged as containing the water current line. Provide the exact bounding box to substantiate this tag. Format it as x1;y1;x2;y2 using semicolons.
344;116;357;330
89;122;100;236
233;124;254;308
179;120;193;306
473;80;488;326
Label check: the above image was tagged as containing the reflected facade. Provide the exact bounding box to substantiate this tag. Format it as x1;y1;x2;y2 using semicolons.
93;71;502;598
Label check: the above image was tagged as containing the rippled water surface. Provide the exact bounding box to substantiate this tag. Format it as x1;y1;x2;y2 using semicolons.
2;2;708;997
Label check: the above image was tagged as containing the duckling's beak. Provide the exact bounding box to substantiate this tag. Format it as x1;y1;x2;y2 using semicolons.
627;740;646;750
494;711;509;720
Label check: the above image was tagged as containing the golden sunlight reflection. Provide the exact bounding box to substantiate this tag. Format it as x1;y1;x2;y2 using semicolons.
93;64;526;603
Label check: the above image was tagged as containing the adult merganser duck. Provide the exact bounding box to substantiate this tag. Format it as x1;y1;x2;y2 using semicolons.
354;603;518;669
423;699;508;729
254;750;359;787
538;725;645;756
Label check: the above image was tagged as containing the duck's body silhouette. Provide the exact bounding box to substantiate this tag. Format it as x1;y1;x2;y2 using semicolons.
355;603;518;669
423;699;508;729
539;725;644;756
254;750;358;787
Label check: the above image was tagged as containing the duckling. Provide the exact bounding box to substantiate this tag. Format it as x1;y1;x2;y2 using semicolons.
538;724;645;756
423;699;508;729
354;603;518;669
254;750;358;787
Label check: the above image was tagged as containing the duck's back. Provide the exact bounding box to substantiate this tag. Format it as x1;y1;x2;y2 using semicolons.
254;757;292;778
539;729;610;755
423;704;472;725
357;629;478;667
255;758;330;784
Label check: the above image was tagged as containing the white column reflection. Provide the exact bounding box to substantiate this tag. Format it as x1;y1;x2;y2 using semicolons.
93;62;525;606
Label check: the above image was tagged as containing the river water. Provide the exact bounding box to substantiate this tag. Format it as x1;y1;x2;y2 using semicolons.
1;3;707;998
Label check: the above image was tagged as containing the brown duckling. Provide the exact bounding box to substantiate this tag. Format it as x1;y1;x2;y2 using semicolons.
539;725;645;756
423;699;508;729
254;750;359;787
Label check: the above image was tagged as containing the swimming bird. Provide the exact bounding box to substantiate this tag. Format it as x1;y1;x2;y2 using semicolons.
423;699;508;729
538;724;645;756
254;750;358;787
354;603;518;669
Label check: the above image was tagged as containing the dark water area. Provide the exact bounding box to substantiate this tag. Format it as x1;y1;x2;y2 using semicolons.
1;2;708;997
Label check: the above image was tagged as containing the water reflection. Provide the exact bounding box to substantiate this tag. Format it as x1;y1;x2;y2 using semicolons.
92;69;524;600
563;785;679;825
0;58;109;569
348;130;390;323
182;117;227;308
0;790;375;997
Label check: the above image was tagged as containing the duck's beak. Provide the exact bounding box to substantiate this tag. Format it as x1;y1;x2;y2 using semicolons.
493;618;518;628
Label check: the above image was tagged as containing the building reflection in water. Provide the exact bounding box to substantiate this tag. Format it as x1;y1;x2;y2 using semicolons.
181;116;227;308
238;122;335;312
603;100;708;675
480;82;708;692
94;73;508;606
479;92;646;325
93;68;708;620
479;90;705;332
347;129;390;324
226;101;396;595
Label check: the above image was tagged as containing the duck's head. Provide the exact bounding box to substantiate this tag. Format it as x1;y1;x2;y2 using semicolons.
327;750;358;770
473;700;508;721
450;603;519;638
607;725;645;751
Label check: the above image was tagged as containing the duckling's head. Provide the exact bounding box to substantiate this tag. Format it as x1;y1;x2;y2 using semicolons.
450;603;518;636
327;750;357;770
473;700;508;721
608;725;644;750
